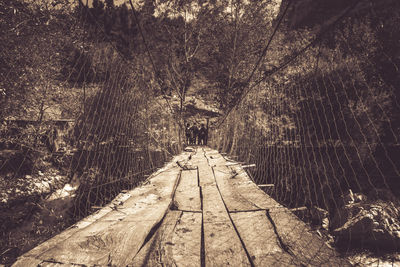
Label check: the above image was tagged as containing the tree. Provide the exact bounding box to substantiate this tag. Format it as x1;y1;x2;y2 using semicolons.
197;0;279;110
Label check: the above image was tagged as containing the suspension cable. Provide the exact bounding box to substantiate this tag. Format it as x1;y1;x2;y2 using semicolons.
216;0;360;128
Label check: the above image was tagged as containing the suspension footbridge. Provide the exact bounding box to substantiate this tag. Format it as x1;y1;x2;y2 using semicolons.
13;147;350;266
1;0;399;266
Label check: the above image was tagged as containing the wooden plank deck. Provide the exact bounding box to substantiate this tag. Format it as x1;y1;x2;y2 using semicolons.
13;147;350;267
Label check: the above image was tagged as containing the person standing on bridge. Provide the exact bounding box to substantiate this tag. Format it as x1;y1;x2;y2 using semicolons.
185;123;191;145
190;123;199;145
198;123;208;145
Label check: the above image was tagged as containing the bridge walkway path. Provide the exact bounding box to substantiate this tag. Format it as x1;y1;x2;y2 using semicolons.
13;147;350;266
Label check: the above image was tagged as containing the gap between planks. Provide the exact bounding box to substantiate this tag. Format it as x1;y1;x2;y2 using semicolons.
210;165;255;267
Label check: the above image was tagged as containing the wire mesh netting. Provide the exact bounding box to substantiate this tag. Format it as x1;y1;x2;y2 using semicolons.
210;0;400;259
60;3;185;218
0;0;182;222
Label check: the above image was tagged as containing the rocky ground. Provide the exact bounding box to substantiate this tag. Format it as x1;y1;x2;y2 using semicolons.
348;252;400;266
0;165;77;266
291;188;400;266
0;169;66;205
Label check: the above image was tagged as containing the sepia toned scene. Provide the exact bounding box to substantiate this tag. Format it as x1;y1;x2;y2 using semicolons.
0;0;399;266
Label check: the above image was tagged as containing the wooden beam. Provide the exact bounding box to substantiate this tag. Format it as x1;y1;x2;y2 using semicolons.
174;169;201;211
204;150;227;167
258;184;275;188
227;164;282;210
202;185;251;266
213;165;261;212
225;162;245;166
230;211;296;266
130;211;183;266
171;212;202;266
242;164;256;168
197;160;215;186
29;157;187;266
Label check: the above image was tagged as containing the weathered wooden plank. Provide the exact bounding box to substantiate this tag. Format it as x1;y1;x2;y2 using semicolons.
13;152;190;266
242;164;256;168
213;165;261;211
174;169;201;211
203;150;281;211
197;160;215;186
40;202;171;266
34;166;183;266
206;151;349;266
230;211;297;266
130;210;183;266
188;149;208;167
258;184;275;188
171;212;202;267
130;211;202;267
268;210;351;266
228;164;283;210
12;257;43;267
204;149;226;167
202;184;251;266
96;167;182;222
13;149;349;267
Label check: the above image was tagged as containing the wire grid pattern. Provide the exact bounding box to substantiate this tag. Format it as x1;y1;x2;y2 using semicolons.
209;0;400;258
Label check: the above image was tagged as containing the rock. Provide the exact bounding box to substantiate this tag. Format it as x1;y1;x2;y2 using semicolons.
63;183;75;191
354;192;367;203
348;251;400;266
338;189;355;207
41;181;50;190
330;204;363;230
25;175;32;179
332;200;400;250
322;217;329;230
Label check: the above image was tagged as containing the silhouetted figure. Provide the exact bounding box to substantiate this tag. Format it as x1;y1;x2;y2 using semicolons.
190;124;199;145
185;123;191;144
198;124;208;145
